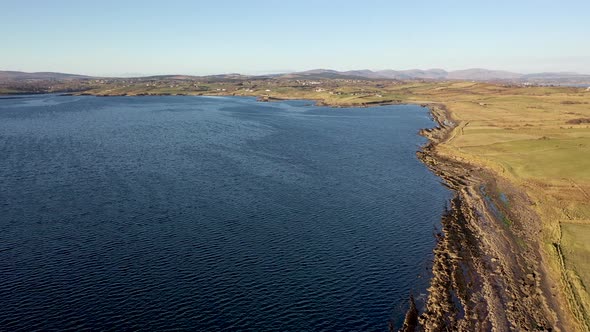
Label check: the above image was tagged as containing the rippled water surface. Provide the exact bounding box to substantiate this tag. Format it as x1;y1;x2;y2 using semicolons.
0;95;450;331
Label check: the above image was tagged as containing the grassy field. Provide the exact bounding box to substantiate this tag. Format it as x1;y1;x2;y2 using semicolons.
0;88;22;94
397;82;590;326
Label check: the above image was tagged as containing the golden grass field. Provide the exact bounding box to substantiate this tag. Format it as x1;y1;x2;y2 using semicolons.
388;82;590;327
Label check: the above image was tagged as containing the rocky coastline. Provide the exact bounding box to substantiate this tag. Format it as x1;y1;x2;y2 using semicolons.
398;104;577;331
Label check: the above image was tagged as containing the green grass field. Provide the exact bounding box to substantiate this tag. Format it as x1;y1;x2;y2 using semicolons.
397;82;590;325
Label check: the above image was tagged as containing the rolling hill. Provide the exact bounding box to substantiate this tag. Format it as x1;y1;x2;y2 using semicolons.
281;68;590;83
0;71;92;81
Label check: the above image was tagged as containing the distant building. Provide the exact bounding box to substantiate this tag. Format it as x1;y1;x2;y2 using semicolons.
586;87;590;91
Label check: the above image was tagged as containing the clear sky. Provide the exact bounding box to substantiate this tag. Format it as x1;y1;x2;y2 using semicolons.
1;0;589;76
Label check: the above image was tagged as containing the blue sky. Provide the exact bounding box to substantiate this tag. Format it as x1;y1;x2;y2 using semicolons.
1;0;589;76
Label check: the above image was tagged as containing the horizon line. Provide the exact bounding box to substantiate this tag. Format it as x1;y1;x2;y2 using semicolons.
2;67;590;78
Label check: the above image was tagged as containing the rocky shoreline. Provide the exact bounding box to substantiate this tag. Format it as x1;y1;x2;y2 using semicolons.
399;104;578;331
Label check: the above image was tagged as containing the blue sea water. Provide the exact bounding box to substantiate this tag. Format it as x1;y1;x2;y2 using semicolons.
0;95;450;331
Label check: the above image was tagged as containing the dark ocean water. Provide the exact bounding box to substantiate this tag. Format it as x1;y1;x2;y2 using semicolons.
0;95;450;331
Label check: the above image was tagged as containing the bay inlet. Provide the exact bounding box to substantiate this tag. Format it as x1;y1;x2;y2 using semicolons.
0;95;450;331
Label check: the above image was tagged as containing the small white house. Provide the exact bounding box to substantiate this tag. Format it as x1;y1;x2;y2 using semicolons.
586;86;590;92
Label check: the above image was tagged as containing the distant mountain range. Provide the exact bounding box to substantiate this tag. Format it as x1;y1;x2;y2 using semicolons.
2;69;590;84
0;71;90;81
279;68;590;83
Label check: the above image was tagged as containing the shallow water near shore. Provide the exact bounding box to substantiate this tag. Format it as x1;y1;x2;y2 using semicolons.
0;95;450;331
